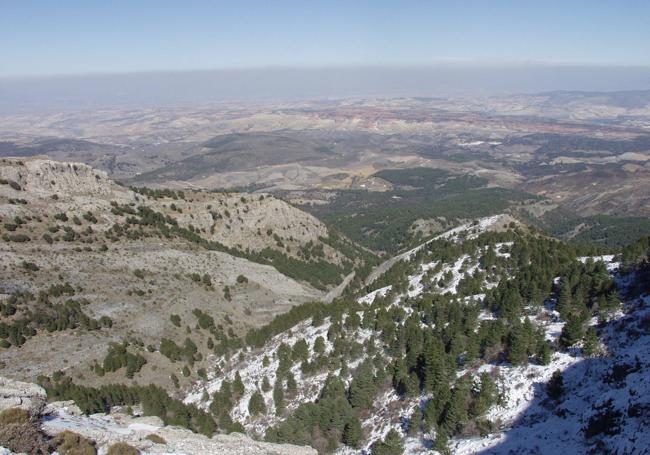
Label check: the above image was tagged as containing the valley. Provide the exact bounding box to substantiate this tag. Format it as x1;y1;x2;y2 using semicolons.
0;92;649;455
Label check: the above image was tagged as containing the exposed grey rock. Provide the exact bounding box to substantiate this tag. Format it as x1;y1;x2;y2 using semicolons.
0;376;46;417
42;408;317;455
43;400;82;417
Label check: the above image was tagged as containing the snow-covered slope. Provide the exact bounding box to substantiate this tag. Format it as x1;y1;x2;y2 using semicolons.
183;216;517;449
452;292;650;454
182;217;647;454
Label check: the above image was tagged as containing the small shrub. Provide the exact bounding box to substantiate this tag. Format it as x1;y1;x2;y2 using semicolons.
53;430;97;455
22;261;39;272
0;422;51;454
0;408;30;425
145;434;166;444
106;442;139;455
5;233;30;242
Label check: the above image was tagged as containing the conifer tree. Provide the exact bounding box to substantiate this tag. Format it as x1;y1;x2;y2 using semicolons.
506;322;529;365
547;370;564;401
582;327;599;357
273;379;285;415
471;373;497;417
422;336;447;394
348;360;376;410
408;406;422;435
286;372;297;395
440;376;471;436
423;397;443;431
560;315;583;348
342;416;363;448
314;336;326;354
261;376;271;392
292;339;309;362
248;390;266;415
537;340;552;365
233;372;245;397
371;429;404;455
556;281;572;318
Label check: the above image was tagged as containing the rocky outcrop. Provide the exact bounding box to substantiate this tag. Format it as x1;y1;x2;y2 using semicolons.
0;158;136;212
1;158;112;197
41;409;318;455
0;376;316;455
0;376;46;417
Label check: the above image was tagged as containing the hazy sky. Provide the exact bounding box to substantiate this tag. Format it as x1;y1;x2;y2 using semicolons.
2;0;650;77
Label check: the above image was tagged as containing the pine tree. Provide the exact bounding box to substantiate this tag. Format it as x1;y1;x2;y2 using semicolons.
261;376;271;392
342;416;363;448
233;372;245;397
440;376;471;436
286;372;297;395
423;397;442;431
556;281;572;318
537;340;552;365
422;336;447;394
604;291;621;316
547;370;564;401
248;390;266;415
314;336;326;354
464;334;480;363
433;431;450;455
348;360;375;410
472;373;497;417
506;323;528;365
273;379;285;415
582;327;599;357
371;429;404;455
209;380;233;417
560;315;583;348
292;339;309;362
408;406;422;435
529;285;544;307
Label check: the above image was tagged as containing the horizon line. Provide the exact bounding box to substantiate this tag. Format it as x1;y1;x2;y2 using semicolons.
4;61;650;81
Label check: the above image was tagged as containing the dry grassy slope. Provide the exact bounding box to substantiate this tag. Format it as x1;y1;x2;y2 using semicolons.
0;157;329;389
0;157;341;262
147;192;347;265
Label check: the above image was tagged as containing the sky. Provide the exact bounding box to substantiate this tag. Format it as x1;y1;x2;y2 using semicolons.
2;0;650;77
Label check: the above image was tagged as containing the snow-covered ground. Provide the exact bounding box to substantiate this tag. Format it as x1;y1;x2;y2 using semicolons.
578;254;620;272
448;295;650;454
185;314;377;436
182;219;645;454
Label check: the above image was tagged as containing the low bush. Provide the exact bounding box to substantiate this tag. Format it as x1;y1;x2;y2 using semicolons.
145;433;166;444
53;430;97;455
0;421;51;454
106;442;139;455
0;407;30;424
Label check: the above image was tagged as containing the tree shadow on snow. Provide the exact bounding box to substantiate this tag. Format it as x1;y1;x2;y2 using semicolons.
477;296;650;455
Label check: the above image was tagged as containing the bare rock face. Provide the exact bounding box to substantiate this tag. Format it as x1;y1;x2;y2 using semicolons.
42;407;318;455
0;157;136;208
0;376;47;417
1;158;112;197
42;400;83;417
